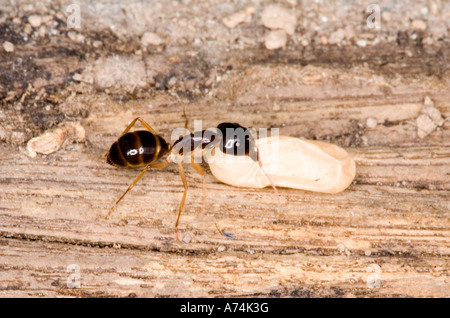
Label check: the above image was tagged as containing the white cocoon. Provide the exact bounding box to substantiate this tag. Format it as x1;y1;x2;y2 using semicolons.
205;136;356;193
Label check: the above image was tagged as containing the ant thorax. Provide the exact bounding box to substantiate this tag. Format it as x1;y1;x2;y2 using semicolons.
170;123;260;164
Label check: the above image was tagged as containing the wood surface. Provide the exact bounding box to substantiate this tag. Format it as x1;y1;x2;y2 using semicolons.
1;57;448;297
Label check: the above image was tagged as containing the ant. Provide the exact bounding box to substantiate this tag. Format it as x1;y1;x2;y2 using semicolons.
105;117;277;238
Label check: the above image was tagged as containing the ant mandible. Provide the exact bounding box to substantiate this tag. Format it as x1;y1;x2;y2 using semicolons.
105;117;276;237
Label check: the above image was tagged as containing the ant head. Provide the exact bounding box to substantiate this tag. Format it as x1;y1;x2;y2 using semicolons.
216;122;258;162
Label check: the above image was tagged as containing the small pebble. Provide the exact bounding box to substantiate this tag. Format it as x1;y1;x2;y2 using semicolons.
422;106;444;127
72;73;94;84
264;30;287;50
261;5;297;35
328;29;345;45
416;96;445;138
38;25;48;37
72;73;83;82
222;6;255;29
167;75;177;86
417;114;436;139
411;19;427;31
424;95;434;108
28;15;43;28
24;24;33;35
26;122;86;158
193;37;202;46
2;41;14;52
337;244;346;254
361;135;369;146
381;12;391;22
92;40;103;48
366;117;378;129
422;37;433;45
67;31;85;42
356;39;367;47
182;233;192;244
141;32;164;46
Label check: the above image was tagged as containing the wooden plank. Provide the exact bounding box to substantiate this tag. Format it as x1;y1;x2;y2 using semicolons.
1;43;449;297
0;138;448;297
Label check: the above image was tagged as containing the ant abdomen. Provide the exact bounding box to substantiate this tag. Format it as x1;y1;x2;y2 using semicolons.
106;130;169;168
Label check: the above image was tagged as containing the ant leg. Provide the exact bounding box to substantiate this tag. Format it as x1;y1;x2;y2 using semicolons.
189;155;205;176
256;148;278;194
215;222;225;236
120;117;158;136
149;159;170;169
256;147;282;213
214;223;235;239
106;158;171;219
189;151;207;215
106;166;149;219
175;156;188;240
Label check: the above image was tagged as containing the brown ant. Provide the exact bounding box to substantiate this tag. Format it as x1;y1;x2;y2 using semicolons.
105;117;277;238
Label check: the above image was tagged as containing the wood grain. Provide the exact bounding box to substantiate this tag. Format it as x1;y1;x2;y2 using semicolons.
1;60;449;297
2;0;450;298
